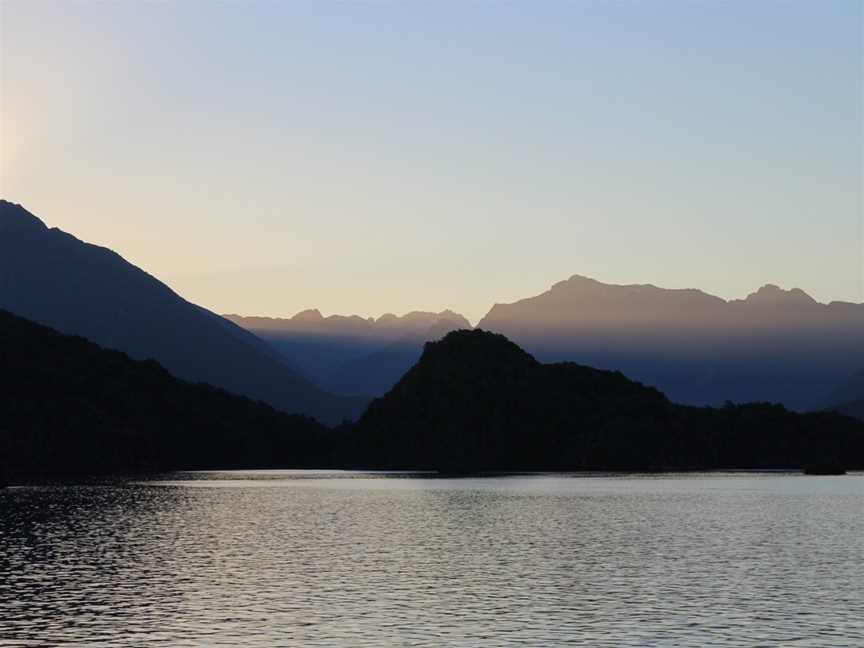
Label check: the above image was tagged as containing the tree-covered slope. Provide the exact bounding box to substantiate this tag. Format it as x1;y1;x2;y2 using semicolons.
0;310;330;483
343;330;864;471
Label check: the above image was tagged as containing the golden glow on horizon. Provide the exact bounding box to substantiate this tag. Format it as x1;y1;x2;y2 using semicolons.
0;1;860;321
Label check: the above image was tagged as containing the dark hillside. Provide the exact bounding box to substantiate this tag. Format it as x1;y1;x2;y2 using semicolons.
0;310;330;483
343;330;864;471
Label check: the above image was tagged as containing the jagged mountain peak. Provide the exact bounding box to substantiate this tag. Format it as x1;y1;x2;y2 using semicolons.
550;274;604;292
291;308;324;322
744;284;817;305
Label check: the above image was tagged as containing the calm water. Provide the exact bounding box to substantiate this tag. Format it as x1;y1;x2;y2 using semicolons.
1;471;863;647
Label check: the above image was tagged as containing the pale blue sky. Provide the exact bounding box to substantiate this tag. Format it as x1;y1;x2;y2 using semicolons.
1;0;861;322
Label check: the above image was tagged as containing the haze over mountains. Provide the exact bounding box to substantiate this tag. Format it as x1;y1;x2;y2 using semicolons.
3;199;863;424
477;275;864;411
228;274;864;410
2;199;864;482
0;200;364;424
225;310;471;396
3;306;863;482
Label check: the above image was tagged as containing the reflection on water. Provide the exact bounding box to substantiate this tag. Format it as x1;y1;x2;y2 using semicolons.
1;472;863;647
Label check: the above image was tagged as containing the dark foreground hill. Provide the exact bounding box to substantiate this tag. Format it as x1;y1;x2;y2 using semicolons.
342;330;864;471
0;310;330;483
5;316;862;482
0;200;364;424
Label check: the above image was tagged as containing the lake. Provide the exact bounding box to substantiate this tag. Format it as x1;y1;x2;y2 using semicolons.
1;471;863;646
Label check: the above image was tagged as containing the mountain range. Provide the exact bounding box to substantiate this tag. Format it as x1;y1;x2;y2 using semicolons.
0;200;364;425
3;310;862;483
225;310;471;396
228;274;864;411
1;196;862;481
3;199;863;426
477;275;864;411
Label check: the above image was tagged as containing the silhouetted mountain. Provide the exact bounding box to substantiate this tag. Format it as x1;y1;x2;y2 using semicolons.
225;309;472;395
342;330;864;471
6;315;861;479
477;275;864;410
0;310;331;483
0;200;364;424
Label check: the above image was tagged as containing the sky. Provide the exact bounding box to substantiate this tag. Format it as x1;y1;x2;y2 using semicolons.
1;0;861;324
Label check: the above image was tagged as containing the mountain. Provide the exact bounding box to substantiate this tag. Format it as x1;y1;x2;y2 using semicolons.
342;330;864;471
5;314;861;479
0;200;364;424
0;309;331;484
477;275;864;410
225;309;472;396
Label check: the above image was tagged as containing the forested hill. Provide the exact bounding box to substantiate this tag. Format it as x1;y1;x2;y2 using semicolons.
0;309;330;483
342;330;864;471
4;316;863;483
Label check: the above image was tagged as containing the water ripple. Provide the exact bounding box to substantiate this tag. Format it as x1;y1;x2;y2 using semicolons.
1;472;862;646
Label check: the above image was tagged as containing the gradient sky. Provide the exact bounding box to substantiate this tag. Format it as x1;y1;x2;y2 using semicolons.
1;1;861;323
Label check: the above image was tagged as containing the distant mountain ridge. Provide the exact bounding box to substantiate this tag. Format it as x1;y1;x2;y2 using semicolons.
227;308;469;339
0;200;365;424
7;197;859;419
226;309;472;396
227;274;864;407
477;275;864;410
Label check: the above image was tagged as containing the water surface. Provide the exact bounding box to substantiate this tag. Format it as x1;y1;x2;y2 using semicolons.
1;471;863;646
